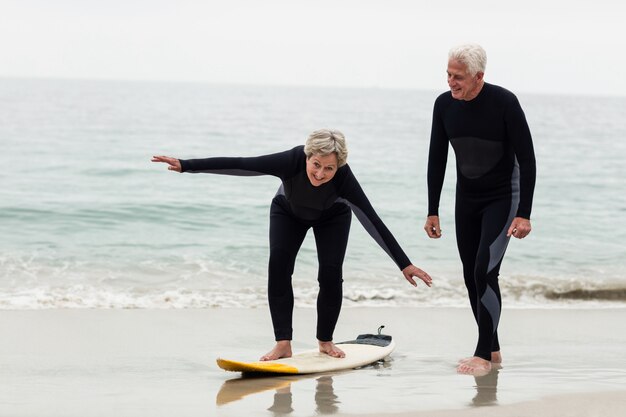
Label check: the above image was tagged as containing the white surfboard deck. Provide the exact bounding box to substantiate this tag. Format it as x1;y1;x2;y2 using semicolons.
217;339;394;374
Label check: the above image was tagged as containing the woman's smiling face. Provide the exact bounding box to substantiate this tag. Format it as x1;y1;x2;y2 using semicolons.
306;153;338;186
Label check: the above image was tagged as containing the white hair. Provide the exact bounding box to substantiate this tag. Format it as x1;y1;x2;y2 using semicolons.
448;43;487;76
304;129;348;167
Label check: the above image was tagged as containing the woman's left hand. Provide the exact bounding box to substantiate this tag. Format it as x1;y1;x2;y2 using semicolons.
402;265;432;288
151;155;182;172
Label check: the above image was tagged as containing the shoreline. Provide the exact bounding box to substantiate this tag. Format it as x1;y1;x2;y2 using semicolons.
1;307;625;417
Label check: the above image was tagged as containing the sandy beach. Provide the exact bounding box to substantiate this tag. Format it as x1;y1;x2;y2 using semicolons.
1;307;625;417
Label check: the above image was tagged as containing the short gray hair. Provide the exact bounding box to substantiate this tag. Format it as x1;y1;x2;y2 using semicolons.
448;43;487;76
304;129;348;167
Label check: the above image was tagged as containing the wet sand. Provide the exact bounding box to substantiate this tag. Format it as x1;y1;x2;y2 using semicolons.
0;307;624;416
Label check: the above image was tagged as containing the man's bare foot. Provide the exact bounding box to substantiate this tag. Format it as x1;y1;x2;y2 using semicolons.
458;351;502;364
318;341;345;358
260;340;292;361
457;356;492;376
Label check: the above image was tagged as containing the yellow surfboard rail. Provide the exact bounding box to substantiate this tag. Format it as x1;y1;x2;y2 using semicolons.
216;358;299;374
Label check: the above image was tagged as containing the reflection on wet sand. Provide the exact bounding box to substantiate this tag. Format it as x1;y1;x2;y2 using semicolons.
216;374;340;415
265;376;339;416
216;361;391;414
216;375;301;406
470;365;501;407
314;376;340;414
266;383;294;415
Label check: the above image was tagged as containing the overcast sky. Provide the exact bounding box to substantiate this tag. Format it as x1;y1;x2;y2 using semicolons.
2;0;624;97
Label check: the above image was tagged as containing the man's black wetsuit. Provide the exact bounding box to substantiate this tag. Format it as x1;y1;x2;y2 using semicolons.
180;146;411;342
427;83;536;361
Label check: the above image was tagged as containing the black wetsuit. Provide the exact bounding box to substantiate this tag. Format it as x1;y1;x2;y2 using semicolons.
180;146;411;342
427;83;536;361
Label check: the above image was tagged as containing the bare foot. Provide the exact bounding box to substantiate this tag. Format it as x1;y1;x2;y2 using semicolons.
260;340;292;361
318;341;345;358
457;356;492;376
458;351;502;364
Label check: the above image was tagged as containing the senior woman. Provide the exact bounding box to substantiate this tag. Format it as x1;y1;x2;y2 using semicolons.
152;129;432;360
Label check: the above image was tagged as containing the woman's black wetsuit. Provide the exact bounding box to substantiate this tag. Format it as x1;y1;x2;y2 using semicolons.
180;146;411;342
427;83;536;360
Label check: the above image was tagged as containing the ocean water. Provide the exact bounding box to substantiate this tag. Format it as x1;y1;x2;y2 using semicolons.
1;78;625;309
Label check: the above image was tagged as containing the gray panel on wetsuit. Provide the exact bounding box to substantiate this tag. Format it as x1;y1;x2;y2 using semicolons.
449;137;504;179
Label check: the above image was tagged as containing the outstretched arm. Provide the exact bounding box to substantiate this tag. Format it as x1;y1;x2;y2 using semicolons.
152;155;182;172
151;146;303;178
402;264;433;287
340;167;432;287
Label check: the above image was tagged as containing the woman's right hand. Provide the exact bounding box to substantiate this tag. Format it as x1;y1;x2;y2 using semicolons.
402;264;433;288
151;155;182;172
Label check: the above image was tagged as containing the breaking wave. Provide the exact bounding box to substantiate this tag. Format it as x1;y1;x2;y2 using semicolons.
1;277;625;310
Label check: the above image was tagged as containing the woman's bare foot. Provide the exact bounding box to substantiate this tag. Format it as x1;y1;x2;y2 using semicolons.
260;340;292;361
457;356;492;376
318;341;345;358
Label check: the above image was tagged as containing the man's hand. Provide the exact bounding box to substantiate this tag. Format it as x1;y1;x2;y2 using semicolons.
507;217;531;239
424;215;442;239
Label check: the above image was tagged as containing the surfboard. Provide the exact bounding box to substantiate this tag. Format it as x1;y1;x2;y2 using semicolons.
216;328;394;375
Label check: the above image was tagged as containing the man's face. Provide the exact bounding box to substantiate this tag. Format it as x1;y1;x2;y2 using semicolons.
447;59;483;101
